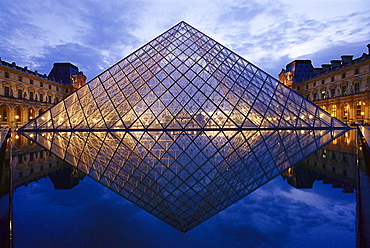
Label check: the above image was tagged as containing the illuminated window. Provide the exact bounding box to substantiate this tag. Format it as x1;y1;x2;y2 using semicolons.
331;105;337;117
0;105;8;121
343;104;349;119
15;107;21;122
28;108;34;120
356;101;365;118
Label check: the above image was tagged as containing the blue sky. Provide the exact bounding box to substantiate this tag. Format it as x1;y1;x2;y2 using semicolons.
0;0;369;80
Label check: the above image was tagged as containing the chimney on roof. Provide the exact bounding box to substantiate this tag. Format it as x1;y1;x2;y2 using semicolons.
330;60;341;68
341;55;353;64
367;43;370;54
321;64;331;71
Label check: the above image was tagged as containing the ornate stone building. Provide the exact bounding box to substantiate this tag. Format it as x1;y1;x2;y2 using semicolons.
279;44;370;125
0;60;86;129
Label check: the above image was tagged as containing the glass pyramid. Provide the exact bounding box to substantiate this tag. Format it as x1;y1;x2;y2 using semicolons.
20;21;347;132
19;21;349;232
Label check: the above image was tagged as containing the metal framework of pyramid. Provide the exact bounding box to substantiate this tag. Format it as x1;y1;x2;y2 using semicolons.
19;21;349;232
20;21;347;132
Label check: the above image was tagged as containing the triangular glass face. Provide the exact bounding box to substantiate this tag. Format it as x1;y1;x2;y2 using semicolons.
19;129;347;232
20;21;348;132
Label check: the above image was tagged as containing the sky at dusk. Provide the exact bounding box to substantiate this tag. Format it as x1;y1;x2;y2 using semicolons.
0;0;369;81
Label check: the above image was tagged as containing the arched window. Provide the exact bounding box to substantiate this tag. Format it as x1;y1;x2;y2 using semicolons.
331;105;337;117
356;101;365;120
0;105;9;122
15;107;22;122
28;108;35;120
343;104;349;119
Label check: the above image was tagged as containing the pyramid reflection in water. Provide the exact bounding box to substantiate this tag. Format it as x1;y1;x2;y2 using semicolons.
20;129;346;232
19;21;349;231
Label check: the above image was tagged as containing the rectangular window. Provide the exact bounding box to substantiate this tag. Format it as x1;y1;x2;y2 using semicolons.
331;89;335;98
297;86;300;90
4;72;9;78
355;68;360;74
56;86;59;91
342;72;346;79
55;97;59;103
30;79;33;85
49;84;51;89
66;89;69;93
313;82;316;86
306;85;308;89
342;86;347;95
321;79;325;84
313;93;317;101
40;82;43;87
30;91;34;101
331;76;335;82
18;76;22;82
355;83;360;93
48;95;52;103
17;89;22;98
4;86;9;97
321;90;326;100
39;94;43;102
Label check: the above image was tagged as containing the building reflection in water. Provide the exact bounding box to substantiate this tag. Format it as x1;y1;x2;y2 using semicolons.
9;132;85;190
16;128;350;232
282;129;358;193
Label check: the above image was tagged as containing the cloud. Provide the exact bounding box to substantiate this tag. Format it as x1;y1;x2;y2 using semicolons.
0;0;369;82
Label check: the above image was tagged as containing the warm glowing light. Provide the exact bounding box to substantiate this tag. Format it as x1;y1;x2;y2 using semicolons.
15;134;19;139
361;112;364;116
15;115;19;120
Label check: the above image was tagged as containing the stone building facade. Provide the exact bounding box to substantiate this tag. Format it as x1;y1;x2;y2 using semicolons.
0;60;86;129
279;44;370;125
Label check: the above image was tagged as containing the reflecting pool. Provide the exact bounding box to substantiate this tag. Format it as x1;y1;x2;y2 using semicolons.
8;129;358;247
